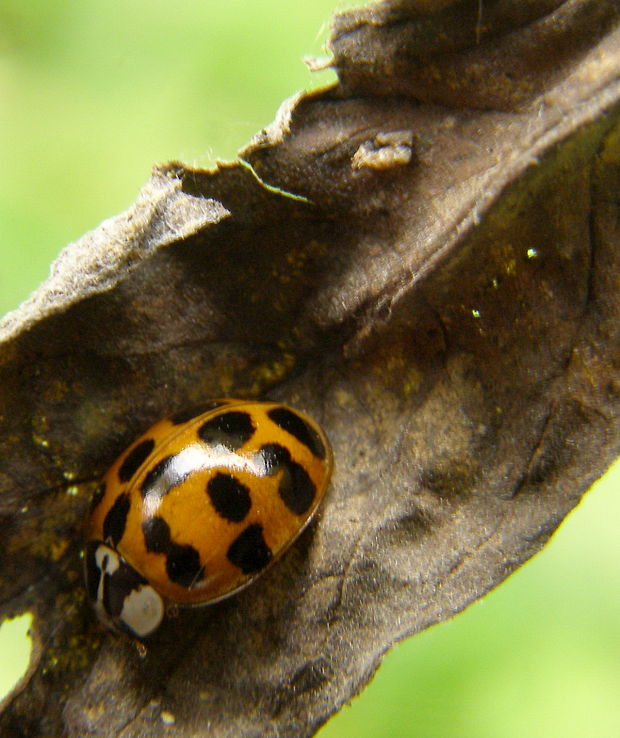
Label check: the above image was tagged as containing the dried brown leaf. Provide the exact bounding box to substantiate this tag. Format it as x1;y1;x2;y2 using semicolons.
1;1;619;736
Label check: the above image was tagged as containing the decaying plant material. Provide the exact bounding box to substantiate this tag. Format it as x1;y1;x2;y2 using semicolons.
1;1;619;736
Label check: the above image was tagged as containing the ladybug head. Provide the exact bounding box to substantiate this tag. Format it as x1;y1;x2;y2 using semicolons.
84;541;164;639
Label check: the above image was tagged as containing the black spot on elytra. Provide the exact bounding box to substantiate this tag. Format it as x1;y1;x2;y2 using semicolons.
207;473;252;522
267;407;326;459
169;401;228;425
118;438;155;482
166;543;204;588
277;461;316;516
257;442;290;475
141;455;188;498
142;516;172;554
198;411;255;450
257;443;317;515
141;516;206;590
227;523;272;574
103;493;131;546
89;482;106;513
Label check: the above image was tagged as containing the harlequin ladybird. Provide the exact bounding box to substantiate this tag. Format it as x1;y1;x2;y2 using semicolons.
85;399;332;639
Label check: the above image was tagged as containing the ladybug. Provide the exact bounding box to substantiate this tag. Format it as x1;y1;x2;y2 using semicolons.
84;399;332;639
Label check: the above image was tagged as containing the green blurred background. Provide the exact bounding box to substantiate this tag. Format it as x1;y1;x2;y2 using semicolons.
0;2;618;735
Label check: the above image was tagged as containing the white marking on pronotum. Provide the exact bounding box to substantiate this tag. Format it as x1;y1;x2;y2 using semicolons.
119;585;164;639
94;544;120;604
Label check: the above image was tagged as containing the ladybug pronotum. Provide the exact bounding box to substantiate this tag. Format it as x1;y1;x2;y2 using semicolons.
85;399;332;638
